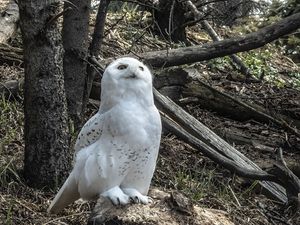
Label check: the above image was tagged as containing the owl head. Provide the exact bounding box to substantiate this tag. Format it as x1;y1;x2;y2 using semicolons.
102;57;152;85
99;57;154;112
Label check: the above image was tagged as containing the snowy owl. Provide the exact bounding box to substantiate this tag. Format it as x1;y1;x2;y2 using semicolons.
48;57;162;214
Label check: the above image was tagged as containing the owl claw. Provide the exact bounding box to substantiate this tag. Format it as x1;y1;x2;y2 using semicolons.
130;196;140;204
147;197;153;204
101;186;130;205
122;188;150;204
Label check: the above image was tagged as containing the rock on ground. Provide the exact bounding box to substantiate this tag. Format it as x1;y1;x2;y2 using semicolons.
88;188;234;225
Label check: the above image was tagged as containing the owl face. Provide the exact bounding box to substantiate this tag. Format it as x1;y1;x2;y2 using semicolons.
103;57;152;85
100;57;154;112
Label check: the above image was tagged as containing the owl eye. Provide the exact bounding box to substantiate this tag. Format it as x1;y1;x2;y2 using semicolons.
117;64;128;70
139;66;144;71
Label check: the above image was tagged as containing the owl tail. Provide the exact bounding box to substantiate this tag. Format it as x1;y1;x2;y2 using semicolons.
47;173;80;214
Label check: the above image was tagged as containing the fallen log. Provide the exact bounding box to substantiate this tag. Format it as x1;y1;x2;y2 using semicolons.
184;0;251;77
99;12;300;68
153;89;288;203
161;111;300;211
2;12;299;73
0;43;23;65
0;0;19;44
183;78;300;138
152;67;300;140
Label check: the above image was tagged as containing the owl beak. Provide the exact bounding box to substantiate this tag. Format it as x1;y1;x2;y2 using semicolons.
126;73;138;79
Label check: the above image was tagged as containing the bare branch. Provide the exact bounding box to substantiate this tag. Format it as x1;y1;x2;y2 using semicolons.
83;0;111;112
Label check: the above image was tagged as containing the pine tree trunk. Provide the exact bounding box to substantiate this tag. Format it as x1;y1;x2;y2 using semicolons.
153;0;187;42
62;0;91;129
19;0;71;188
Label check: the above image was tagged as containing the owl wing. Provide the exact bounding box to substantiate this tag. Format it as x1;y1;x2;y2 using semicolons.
47;171;80;214
74;112;104;154
48;112;105;214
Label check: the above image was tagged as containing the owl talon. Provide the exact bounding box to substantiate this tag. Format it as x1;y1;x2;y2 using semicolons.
147;197;153;203
101;186;130;205
130;196;140;204
122;188;150;204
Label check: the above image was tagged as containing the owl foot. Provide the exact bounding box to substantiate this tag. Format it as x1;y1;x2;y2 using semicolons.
122;188;151;204
101;186;130;205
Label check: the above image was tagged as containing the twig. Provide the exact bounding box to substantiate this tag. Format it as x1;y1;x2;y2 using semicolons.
15;199;37;213
89;0;111;57
45;6;72;30
168;0;176;42
104;13;127;38
43;211;90;225
228;185;241;207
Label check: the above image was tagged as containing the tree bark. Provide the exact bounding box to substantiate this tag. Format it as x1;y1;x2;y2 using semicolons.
62;0;91;129
100;12;300;68
153;0;187;42
19;0;71;188
83;0;110;113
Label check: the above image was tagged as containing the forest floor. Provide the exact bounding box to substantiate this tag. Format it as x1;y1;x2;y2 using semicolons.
0;5;300;225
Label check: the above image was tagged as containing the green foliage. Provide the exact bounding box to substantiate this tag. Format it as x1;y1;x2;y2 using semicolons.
243;47;278;78
108;1;139;13
0;96;23;186
285;35;300;59
268;0;300;17
241;42;300;88
5;202;14;225
0;158;20;187
166;162;234;202
206;56;232;72
0;96;23;148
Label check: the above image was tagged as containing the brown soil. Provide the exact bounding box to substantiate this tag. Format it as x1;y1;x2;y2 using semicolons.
0;5;299;225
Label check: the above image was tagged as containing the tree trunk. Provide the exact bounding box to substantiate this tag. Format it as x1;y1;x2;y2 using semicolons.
153;0;187;42
84;0;110;113
62;0;91;129
19;0;71;188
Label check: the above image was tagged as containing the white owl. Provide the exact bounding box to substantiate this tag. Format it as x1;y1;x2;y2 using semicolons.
48;57;162;214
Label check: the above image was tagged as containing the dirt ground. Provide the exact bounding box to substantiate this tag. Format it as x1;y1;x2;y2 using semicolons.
0;5;300;225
